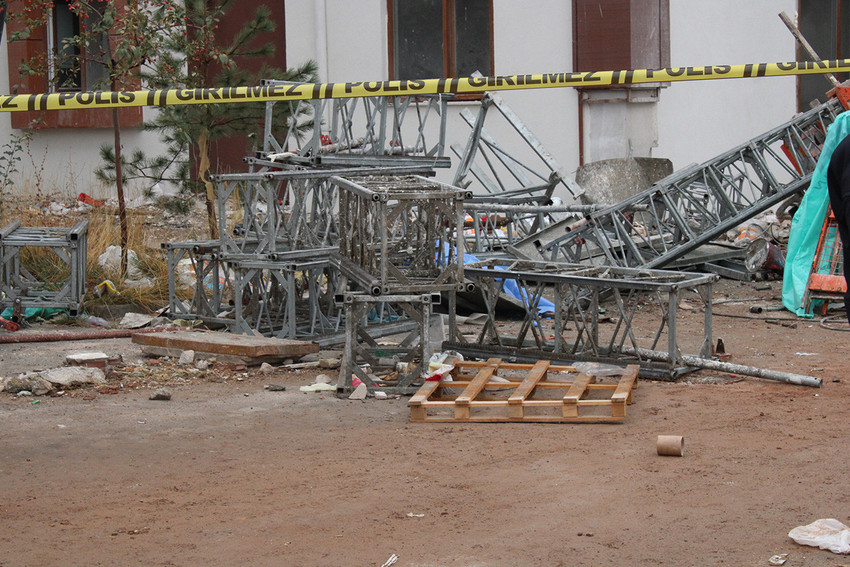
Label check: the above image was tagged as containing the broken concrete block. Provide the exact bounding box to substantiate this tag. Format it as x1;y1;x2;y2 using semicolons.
65;352;110;367
374;391;388;400
319;358;341;370
315;373;333;384
348;383;368;400
178;350;195;365
149;388;172;401
119;312;155;329
3;374;54;396
194;359;211;370
259;362;274;375
39;367;106;388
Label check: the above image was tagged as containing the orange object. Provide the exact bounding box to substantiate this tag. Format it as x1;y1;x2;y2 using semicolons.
828;85;850;111
803;206;847;315
77;192;104;206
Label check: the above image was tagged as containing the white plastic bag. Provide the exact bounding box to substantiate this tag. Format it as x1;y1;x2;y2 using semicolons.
789;518;850;554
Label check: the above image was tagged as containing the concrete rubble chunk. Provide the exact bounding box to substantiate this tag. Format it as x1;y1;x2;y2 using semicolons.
348;383;368;400
65;352;110;365
3;374;54;396
259;362;274;375
149;388;172;401
65;351;115;370
319;358;341;370
315;373;333;384
178;350;195;365
39;367;106;388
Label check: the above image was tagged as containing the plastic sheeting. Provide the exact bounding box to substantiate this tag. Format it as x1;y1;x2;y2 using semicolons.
782;111;850;316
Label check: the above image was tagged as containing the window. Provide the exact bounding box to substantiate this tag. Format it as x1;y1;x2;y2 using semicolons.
572;0;670;78
6;0;140;129
48;0;108;92
388;0;493;81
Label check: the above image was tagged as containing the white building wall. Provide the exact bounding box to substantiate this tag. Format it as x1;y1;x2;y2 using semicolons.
0;35;165;202
286;1;576;191
655;0;799;170
289;1;804;190
0;1;812;201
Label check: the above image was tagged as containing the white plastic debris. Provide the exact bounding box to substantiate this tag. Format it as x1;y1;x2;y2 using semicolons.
299;383;336;393
789;518;850;554
98;245;142;278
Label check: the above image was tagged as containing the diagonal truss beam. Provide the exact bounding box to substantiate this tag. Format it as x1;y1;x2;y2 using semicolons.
537;98;843;268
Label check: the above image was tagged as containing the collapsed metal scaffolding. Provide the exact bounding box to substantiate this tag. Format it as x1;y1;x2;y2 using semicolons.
447;259;718;379
256;83;451;169
164;85;836;391
530;97;844;268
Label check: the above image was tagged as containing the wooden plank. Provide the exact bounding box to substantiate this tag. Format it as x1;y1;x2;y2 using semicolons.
132;330;318;358
611;365;640;418
455;358;501;419
507;360;549;418
562;373;594;418
455;361;576;372
138;345;288;366
412;415;626;424
409;381;440;407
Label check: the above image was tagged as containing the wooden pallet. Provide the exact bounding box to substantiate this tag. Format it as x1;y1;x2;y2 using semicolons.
409;358;639;423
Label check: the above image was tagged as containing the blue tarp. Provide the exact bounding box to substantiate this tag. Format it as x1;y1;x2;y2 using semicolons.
782;111;850;316
460;250;555;315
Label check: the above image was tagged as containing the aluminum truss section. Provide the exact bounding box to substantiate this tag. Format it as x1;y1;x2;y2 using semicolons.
0;220;88;315
163;240;233;325
227;248;343;339
214;165;440;256
337;292;440;395
461;202;598;255
537;98;844;268
451;92;584;202
333;174;468;295
447;259;718;379
259;82;450;168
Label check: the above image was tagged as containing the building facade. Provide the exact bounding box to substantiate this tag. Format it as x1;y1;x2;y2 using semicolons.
0;1;826;201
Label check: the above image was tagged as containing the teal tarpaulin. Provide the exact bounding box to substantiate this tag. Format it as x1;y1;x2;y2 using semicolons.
782;110;850;316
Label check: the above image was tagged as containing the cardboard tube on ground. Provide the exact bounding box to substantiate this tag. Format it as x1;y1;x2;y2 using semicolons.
657;435;684;457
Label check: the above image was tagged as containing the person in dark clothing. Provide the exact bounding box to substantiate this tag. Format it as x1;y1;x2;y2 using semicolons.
826;133;850;324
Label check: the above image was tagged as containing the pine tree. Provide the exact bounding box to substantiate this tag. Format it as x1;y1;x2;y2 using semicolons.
10;0;184;276
110;0;318;238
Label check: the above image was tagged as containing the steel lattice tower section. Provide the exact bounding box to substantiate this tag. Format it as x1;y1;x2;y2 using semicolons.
535;98;844;268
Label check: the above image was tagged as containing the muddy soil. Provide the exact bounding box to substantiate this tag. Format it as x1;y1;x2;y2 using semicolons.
1;279;850;566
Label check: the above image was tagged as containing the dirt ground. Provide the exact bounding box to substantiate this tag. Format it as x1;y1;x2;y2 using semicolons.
2;278;850;566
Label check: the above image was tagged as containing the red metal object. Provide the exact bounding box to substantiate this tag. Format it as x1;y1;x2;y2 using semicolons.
0;316;20;332
0;326;178;344
77;192;104;207
828;85;850;110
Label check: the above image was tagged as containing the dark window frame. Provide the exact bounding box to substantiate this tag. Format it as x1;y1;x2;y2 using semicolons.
5;0;141;129
387;0;494;99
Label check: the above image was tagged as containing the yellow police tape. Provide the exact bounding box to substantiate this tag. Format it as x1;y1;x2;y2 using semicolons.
1;59;849;112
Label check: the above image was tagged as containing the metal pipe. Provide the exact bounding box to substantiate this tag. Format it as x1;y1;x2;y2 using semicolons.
0;326;179;345
779;11;840;88
621;346;822;388
463;203;599;213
